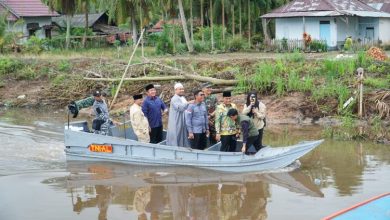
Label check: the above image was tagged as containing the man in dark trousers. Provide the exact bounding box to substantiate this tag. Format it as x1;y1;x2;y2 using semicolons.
227;108;262;155
185;90;209;150
202;83;218;146
142;84;167;143
215;91;239;152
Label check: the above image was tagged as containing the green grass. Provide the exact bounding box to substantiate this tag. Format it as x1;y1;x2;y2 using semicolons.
364;77;390;89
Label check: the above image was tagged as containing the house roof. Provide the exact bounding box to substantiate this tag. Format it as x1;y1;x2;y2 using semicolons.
363;0;390;13
0;0;58;19
262;0;390;18
52;12;106;28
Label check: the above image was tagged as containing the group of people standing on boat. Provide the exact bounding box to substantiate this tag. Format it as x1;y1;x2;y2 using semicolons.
129;82;267;154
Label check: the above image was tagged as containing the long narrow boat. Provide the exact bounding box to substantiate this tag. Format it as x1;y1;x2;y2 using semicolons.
64;121;323;173
322;193;390;220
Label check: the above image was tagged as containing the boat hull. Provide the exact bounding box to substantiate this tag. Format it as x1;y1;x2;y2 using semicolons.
64;128;323;173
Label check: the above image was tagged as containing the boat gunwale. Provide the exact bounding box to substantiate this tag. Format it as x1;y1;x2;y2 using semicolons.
64;129;323;158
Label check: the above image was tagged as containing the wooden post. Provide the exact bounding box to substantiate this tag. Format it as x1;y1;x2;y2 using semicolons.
357;68;364;118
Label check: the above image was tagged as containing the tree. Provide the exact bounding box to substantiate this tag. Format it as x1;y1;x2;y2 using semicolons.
201;0;204;42
178;0;194;52
210;0;214;50
78;0;96;48
47;0;76;49
103;0;151;45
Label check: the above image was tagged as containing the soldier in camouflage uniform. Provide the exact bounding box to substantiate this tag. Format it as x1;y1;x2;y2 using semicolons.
68;96;95;118
68;90;112;135
202;83;218;146
215;91;239;152
91;90;112;135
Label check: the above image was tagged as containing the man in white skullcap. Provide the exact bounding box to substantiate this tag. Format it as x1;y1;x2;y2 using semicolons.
166;82;194;147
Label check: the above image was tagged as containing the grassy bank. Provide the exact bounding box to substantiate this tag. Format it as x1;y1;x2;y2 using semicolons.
0;51;389;143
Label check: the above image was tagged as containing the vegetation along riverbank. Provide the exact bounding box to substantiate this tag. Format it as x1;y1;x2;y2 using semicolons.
0;49;389;144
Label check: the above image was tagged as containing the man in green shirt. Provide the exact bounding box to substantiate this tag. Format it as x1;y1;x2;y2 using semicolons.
227;108;262;155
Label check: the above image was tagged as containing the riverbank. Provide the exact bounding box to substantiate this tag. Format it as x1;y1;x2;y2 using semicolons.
0;50;389;143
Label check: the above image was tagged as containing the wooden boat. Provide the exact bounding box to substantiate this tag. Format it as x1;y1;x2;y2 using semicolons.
64;121;323;173
323;193;390;220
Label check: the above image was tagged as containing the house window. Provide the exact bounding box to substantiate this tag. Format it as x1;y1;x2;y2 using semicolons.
365;27;374;40
27;23;40;37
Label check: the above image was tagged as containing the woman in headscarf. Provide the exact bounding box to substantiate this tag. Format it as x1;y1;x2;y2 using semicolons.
242;92;266;148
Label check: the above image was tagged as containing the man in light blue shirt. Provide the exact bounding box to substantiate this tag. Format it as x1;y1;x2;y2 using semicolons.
185;90;209;150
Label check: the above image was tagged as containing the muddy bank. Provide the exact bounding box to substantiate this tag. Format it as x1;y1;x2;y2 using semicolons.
0;54;389;143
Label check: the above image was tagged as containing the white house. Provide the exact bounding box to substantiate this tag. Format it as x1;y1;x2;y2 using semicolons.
261;0;390;48
0;0;58;39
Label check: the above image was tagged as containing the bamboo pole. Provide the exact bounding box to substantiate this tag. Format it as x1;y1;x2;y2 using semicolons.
110;29;145;110
357;68;364;118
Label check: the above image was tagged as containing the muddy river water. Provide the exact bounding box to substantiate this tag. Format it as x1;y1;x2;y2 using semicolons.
0;108;389;220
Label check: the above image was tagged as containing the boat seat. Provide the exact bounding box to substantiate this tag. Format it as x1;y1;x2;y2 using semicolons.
109;121;138;140
65;121;90;132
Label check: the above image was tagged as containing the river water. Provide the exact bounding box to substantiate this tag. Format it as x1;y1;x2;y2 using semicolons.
0;108;389;220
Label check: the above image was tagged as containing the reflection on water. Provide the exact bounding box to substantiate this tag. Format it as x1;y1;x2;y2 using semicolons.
41;162;323;220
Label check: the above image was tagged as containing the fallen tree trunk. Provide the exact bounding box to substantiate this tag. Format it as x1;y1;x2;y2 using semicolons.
84;75;186;82
84;73;238;85
83;59;239;85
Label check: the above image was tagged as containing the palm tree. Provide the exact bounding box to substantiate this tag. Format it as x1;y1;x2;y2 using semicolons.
247;0;251;46
210;0;214;50
221;0;225;42
178;0;194;52
239;0;242;37
200;0;204;42
78;0;96;48
47;0;76;49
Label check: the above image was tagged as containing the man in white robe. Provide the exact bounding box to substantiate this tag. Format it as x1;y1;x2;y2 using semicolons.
166;83;193;147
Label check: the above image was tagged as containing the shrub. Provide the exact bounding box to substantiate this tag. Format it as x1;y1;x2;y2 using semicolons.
309;40;328;52
57;60;71;72
0;58;23;76
156;25;175;55
251;34;263;45
322;59;355;78
344;37;353;51
51;74;67;85
228;37;246;51
355;50;372;68
25;36;44;53
176;43;188;54
275;76;286;97
146;33;160;46
156;34;174;55
70;27;93;36
281;38;288;51
287;71;300;91
193;40;211;53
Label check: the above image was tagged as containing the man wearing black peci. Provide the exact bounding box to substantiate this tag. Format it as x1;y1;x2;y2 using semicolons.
142;84;168;144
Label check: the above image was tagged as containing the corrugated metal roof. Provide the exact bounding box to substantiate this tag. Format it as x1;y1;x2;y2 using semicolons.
0;0;58;17
366;2;390;12
52;13;106;28
262;0;390;18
